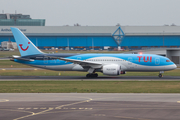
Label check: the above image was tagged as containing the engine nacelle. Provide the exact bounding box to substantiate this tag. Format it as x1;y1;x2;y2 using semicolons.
102;64;121;76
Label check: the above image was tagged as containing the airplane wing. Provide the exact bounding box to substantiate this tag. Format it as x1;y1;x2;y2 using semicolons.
46;56;102;69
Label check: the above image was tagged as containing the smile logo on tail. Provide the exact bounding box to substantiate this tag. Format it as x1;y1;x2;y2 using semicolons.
19;42;30;51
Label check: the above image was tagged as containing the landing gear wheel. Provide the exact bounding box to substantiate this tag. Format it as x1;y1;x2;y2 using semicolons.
86;73;98;78
158;74;163;78
86;74;90;78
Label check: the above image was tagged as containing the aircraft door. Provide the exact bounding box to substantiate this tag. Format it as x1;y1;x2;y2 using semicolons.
44;57;48;64
56;59;60;63
77;57;81;60
155;58;160;65
128;57;133;65
128;57;135;69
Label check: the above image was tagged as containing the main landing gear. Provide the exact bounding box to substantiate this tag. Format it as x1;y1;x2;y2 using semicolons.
158;71;164;78
86;68;98;78
86;73;98;78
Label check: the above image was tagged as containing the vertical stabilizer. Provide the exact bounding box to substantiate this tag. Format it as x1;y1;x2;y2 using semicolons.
11;27;43;56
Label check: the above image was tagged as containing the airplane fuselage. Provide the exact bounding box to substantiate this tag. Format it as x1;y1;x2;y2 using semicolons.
13;53;177;72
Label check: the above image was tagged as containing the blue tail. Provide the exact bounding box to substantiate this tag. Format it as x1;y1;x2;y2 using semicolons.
11;27;43;56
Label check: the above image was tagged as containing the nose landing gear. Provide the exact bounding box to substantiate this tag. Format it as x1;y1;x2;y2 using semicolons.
158;71;164;78
158;74;163;78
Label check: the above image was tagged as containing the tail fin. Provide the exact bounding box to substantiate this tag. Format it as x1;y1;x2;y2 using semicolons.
11;27;43;56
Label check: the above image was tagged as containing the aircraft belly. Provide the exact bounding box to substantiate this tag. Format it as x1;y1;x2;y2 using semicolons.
32;64;86;71
126;64;175;72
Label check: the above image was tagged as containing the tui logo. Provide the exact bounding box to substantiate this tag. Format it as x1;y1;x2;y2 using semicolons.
137;56;152;62
19;42;30;51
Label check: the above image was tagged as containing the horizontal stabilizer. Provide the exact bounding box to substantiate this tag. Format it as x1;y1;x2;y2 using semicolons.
11;55;34;61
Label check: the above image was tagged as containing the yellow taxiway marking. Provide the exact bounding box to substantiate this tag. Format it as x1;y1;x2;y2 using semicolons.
177;101;180;103
93;114;106;116
0;99;9;102
85;108;92;110
0;108;35;115
115;116;150;120
17;107;92;110
14;98;93;120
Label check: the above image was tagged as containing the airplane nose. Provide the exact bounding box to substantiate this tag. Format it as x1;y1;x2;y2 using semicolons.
173;64;177;69
166;63;177;70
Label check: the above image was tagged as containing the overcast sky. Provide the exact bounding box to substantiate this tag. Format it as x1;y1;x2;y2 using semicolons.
1;0;180;26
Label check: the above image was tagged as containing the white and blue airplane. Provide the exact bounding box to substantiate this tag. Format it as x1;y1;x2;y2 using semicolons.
10;27;177;78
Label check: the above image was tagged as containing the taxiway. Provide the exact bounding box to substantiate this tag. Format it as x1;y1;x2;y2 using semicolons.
0;75;180;81
0;93;180;120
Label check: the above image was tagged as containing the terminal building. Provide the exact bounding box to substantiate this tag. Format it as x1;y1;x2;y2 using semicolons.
0;26;180;50
0;13;179;50
0;13;45;26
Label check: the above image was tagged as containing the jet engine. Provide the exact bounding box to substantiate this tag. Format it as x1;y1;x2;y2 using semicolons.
102;64;121;76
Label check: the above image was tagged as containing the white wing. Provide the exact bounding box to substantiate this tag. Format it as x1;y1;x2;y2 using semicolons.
46;56;102;69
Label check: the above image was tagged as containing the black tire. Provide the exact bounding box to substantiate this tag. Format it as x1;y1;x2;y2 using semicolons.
86;74;90;78
86;73;98;78
158;74;163;78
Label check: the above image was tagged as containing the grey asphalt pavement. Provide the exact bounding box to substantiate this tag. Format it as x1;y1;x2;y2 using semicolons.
0;75;180;81
0;93;180;120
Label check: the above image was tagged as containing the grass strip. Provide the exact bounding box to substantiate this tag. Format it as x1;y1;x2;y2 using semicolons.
0;81;180;93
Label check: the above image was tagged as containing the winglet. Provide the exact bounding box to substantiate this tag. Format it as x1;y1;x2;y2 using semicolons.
11;27;43;56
